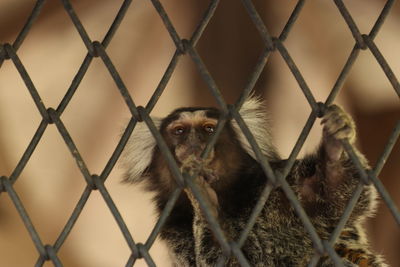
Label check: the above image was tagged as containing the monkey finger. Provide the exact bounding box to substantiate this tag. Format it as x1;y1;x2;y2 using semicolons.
330;125;356;142
321;105;346;123
323;117;348;135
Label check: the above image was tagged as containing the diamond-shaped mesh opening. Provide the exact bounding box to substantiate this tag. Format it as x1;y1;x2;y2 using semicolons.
0;0;399;266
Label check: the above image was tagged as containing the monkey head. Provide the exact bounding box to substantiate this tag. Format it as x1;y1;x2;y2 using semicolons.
159;106;251;190
121;97;279;193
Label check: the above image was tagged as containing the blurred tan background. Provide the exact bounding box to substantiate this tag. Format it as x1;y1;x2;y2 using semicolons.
0;0;399;266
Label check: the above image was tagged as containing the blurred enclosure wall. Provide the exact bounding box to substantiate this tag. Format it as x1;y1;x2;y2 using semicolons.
0;0;399;266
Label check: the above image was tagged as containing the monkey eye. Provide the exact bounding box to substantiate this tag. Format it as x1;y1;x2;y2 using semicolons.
203;123;215;134
172;125;186;135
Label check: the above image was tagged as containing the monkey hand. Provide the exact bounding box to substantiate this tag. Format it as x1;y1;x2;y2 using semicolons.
180;154;218;183
321;105;356;162
180;154;219;217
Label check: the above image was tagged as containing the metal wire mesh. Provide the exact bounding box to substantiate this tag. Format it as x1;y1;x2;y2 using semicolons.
0;0;399;266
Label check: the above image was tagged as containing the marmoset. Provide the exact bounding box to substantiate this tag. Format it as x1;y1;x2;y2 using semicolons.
122;96;386;266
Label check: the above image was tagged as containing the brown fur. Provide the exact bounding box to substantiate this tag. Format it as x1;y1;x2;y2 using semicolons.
123;99;387;266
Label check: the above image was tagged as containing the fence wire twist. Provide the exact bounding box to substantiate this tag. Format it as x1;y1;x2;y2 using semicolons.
0;0;399;266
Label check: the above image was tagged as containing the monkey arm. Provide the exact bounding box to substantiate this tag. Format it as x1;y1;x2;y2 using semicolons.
296;105;377;223
185;186;251;267
180;154;241;266
182;161;267;266
181;157;225;266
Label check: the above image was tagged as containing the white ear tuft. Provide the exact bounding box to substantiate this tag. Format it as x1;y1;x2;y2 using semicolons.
121;118;162;183
232;95;279;160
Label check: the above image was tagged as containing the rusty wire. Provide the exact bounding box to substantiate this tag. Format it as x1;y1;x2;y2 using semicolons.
0;0;399;266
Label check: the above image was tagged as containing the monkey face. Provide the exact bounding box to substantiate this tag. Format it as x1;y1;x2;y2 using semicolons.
155;106;254;189
161;109;218;164
122;96;278;191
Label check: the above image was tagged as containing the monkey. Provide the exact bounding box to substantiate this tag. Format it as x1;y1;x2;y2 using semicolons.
121;96;387;266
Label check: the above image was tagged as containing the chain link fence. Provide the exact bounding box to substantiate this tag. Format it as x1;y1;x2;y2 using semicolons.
0;0;399;266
